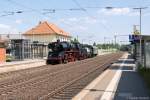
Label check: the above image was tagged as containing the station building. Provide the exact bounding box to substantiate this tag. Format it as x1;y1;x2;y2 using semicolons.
130;35;150;68
23;21;71;44
0;21;72;61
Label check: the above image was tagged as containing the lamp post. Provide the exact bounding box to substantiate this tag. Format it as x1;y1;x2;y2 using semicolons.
32;28;35;42
133;7;148;63
113;34;129;50
114;35;117;48
105;6;148;59
32;28;35;59
104;36;111;50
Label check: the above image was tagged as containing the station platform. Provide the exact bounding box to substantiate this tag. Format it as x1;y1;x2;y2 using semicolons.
0;59;45;67
0;59;45;73
73;53;150;100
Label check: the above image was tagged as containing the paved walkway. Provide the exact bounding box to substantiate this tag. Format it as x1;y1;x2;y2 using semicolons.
73;53;150;100
0;59;46;73
0;59;45;67
98;50;113;56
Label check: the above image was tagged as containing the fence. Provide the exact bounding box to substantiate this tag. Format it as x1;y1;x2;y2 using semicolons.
10;40;48;60
0;34;48;61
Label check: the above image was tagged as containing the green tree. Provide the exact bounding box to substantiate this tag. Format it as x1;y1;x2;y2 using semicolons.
71;38;79;43
93;42;96;46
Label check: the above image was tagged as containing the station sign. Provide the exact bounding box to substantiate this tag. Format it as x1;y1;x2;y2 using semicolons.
129;35;141;43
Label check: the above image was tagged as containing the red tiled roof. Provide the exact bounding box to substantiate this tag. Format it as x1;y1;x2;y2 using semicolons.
23;21;70;37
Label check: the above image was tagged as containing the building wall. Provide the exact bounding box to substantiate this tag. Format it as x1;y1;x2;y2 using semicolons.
135;43;140;60
145;42;150;68
10;40;48;60
0;48;6;63
24;34;55;43
24;34;70;43
56;35;71;42
24;34;71;59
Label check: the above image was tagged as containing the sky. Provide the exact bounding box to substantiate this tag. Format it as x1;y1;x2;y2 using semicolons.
0;0;150;44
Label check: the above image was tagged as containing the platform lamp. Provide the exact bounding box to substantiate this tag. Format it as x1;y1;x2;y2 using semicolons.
133;7;148;63
32;28;35;59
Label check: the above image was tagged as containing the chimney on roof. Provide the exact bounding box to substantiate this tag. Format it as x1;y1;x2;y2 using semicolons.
39;21;42;24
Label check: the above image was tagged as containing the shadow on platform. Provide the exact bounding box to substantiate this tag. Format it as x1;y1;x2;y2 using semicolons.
113;54;150;100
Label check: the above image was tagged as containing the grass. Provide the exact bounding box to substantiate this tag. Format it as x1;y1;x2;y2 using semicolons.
6;55;14;62
138;66;150;91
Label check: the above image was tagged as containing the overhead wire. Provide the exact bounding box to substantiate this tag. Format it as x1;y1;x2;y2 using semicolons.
2;0;149;37
2;0;150;17
0;10;24;17
4;0;75;28
5;0;87;15
71;0;114;34
4;0;93;36
6;0;40;13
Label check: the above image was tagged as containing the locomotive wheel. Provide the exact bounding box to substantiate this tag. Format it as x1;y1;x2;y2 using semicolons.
46;60;50;65
63;59;68;64
64;54;68;63
72;57;76;62
74;57;77;61
59;59;63;64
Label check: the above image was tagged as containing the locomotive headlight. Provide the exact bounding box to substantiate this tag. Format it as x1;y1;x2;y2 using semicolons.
48;53;52;57
49;49;52;52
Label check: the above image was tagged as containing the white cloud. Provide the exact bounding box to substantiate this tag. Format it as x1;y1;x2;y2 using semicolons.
58;17;97;33
60;16;99;25
73;26;87;31
0;24;10;29
100;19;107;25
83;17;98;24
68;17;78;22
42;16;50;21
143;13;150;17
58;18;88;33
57;16;108;35
98;8;131;16
15;19;23;24
0;24;20;34
128;12;139;16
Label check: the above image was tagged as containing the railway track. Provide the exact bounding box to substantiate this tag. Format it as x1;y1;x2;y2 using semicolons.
0;52;123;100
0;53;113;87
0;54;113;92
39;53;122;100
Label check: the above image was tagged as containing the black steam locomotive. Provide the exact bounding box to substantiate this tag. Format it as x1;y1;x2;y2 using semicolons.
46;40;98;64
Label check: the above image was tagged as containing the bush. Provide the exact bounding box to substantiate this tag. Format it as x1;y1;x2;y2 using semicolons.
138;67;150;90
6;54;14;62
